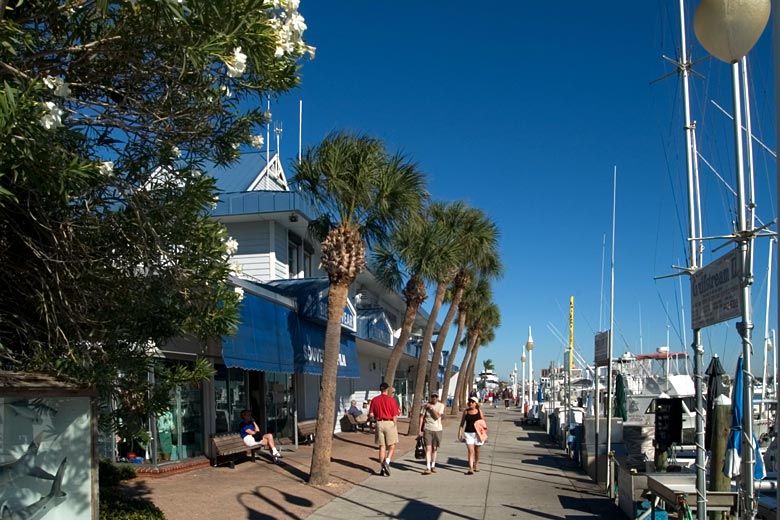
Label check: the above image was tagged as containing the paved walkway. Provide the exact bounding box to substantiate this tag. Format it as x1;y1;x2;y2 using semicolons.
128;406;620;519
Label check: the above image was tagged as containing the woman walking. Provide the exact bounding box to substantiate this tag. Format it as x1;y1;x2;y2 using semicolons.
457;396;485;474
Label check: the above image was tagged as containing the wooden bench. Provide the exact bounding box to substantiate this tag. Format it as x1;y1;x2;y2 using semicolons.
211;433;260;468
297;419;317;444
343;413;374;433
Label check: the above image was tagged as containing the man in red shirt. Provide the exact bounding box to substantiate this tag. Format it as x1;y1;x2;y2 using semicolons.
368;382;400;476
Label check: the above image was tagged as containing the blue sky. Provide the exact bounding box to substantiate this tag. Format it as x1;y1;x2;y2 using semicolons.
256;2;778;381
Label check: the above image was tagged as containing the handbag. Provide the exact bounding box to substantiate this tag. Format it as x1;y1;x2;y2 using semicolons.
414;435;426;459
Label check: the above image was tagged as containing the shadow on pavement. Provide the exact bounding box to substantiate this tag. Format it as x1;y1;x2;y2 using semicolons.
238;487;314;520
330;457;374;474
503;504;597;520
397;499;480;520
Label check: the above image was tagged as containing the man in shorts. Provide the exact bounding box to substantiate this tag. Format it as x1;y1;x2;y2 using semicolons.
418;392;445;475
368;382;400;476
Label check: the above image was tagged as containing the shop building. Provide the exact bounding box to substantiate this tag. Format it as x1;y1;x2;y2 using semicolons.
133;154;454;466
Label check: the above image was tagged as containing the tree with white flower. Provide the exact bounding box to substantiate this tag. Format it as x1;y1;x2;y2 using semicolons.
0;0;313;448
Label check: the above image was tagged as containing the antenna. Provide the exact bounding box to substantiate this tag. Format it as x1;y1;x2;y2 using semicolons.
639;303;643;354
266;97;271;166
298;99;303;165
275;122;283;159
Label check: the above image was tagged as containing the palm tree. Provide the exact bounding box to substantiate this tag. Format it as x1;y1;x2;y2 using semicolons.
451;297;500;414
460;306;499;408
426;208;501;393
483;359;495;372
440;275;489;408
371;206;456;387
293;131;427;486
405;202;474;436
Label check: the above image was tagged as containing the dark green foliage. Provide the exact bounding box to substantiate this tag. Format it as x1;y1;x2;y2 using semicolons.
0;0;312;443
99;458;138;488
100;487;165;520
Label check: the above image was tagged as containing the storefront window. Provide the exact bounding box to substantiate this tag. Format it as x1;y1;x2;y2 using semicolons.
171;383;203;460
214;365;248;433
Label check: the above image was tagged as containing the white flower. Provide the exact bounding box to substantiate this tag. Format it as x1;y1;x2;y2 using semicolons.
224;237;239;256
225;47;247;78
39;101;64;130
250;135;264;148
98;161;114;176
234;286;245;301
43;75;70;97
288;12;307;33
230;262;243;276
220;85;232;98
263;110;272;121
210;194;219;208
171;146;181;158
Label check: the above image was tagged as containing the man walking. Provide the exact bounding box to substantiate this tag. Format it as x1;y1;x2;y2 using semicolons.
418;392;445;475
368;382;400;476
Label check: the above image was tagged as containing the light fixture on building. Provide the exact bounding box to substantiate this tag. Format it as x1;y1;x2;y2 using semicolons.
289;214;298;222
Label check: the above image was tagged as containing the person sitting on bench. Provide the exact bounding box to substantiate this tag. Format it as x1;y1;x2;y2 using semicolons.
347;400;368;424
239;409;282;464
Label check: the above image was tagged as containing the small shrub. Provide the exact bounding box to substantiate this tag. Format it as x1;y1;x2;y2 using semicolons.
99;487;165;520
99;458;137;487
99;459;163;520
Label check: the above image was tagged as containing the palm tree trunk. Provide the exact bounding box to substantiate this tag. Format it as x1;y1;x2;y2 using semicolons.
308;283;350;486
440;309;466;408
383;301;421;387
462;339;482;410
406;281;447;436
451;330;477;416
426;285;464;392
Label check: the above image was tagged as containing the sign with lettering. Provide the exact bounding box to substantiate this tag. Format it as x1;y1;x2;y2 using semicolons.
691;248;741;329
654;397;683;447
594;330;611;367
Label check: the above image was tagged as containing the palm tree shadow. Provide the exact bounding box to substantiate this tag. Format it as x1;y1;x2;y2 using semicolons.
330;457;374;474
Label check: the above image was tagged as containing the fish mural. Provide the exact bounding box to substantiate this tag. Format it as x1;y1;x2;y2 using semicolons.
0;458;67;520
0;435;55;488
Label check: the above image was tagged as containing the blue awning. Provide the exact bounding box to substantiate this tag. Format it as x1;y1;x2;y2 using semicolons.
264;278;357;332
222;287;359;378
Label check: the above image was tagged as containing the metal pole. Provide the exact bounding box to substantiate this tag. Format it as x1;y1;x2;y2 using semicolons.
732;61;756;520
676;1;706;513
606;167;616;491
774;7;780;513
692;329;706;519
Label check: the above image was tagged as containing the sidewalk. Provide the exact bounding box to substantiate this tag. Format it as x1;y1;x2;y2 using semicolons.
127;407;620;519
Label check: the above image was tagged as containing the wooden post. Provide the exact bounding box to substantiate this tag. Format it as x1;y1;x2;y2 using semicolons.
708;398;731;520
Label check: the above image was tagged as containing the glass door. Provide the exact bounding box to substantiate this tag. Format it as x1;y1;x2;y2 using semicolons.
264;372;294;441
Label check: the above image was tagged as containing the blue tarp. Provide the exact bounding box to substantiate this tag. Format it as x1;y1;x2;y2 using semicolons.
222;289;359;378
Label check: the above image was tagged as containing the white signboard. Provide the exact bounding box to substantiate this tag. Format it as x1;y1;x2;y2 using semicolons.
691;248;741;329
594;330;611;367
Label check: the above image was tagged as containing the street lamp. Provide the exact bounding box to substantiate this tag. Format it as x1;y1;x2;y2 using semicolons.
521;352;527;413
694;2;770;518
526;326;535;412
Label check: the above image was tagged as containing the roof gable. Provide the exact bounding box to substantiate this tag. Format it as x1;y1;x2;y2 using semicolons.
247;153;289;192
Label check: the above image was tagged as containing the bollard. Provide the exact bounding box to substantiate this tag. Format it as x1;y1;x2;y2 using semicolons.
708;400;731;520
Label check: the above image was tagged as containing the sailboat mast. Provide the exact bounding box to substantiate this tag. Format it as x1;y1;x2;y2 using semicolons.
764;239;773;399
677;1;706;515
606;166;616;495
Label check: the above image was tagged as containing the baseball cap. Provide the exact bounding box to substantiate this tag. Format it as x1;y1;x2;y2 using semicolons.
468;396;479;404
430;392;439;397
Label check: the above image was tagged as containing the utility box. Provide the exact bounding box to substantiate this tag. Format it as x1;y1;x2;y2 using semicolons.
0;371;98;520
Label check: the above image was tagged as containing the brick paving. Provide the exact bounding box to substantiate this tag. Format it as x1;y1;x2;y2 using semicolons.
123;417;418;519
